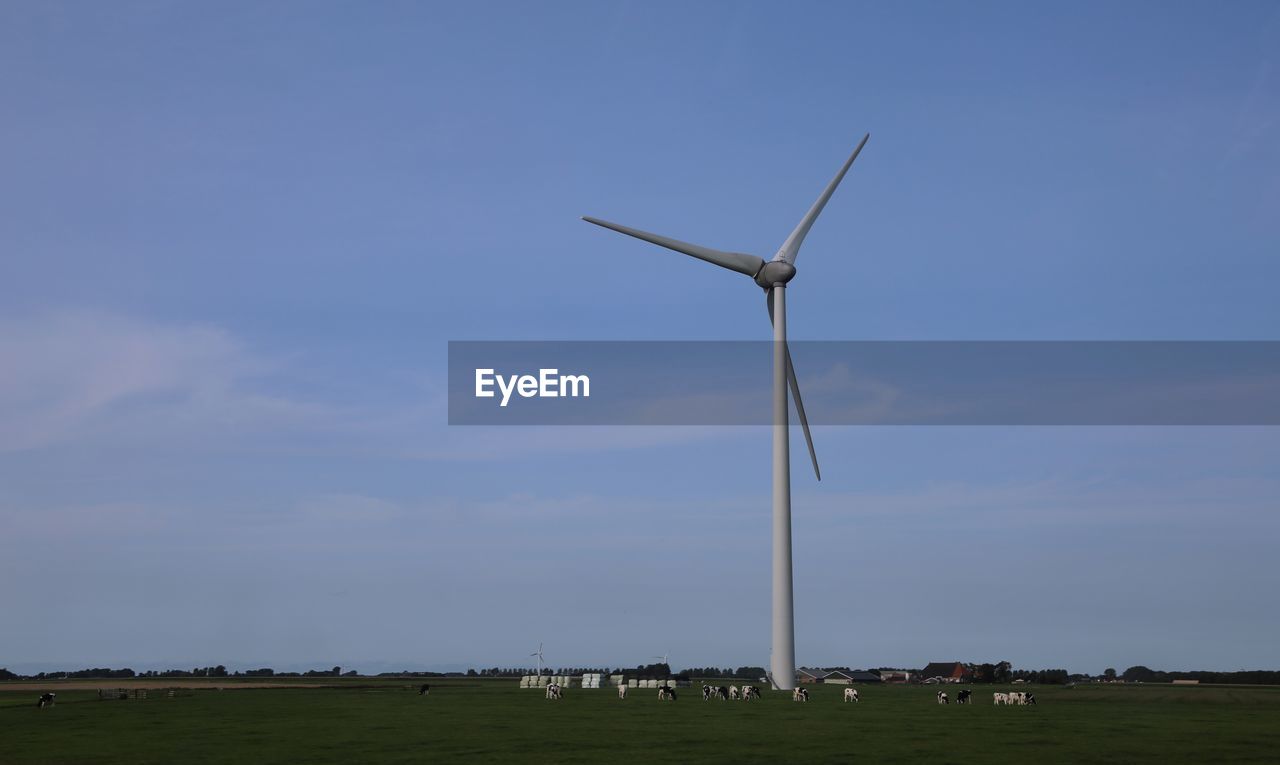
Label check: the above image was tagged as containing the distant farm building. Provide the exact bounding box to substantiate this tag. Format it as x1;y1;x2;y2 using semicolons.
919;662;969;683
799;668;885;684
822;670;882;684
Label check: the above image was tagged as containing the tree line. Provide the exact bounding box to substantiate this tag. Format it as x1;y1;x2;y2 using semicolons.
0;665;355;680
1117;666;1280;685
6;664;1280;685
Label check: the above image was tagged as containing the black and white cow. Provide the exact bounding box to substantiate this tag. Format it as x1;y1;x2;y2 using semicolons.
956;689;971;704
545;683;563;700
792;687;809;702
418;684;431;696
37;693;55;709
843;687;860;702
937;691;949;705
702;684;713;701
741;685;761;701
1025;692;1036;705
658;684;677;701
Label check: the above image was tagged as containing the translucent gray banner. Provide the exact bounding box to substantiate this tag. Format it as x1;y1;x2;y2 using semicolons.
448;341;1280;425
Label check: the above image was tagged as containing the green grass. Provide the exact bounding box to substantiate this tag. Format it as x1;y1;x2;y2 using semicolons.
4;680;1280;763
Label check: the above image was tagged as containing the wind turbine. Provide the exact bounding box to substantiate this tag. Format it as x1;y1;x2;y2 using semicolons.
530;642;545;680
583;133;870;692
653;652;670;675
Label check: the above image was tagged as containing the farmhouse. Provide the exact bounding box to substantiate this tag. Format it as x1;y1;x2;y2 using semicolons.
822;670;882;684
797;668;830;684
919;662;969;683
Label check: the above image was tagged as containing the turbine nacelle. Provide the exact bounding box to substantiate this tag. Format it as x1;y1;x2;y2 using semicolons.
755;261;797;289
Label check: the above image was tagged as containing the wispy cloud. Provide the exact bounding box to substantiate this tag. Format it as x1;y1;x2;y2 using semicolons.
0;310;737;460
0;310;295;451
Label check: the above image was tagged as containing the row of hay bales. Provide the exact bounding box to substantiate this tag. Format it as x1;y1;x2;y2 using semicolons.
628;679;678;689
518;675;691;689
518;675;575;688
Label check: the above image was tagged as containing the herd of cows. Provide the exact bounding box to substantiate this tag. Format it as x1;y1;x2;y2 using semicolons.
29;683;1038;709
535;683;1038;705
935;689;1036;705
603;683;767;701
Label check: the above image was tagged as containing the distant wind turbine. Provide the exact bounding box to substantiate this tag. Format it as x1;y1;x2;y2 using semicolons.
530;642;545;680
584;133;870;692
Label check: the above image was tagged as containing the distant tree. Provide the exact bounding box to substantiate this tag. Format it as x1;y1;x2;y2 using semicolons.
995;661;1012;683
1122;666;1157;683
467;669;478;677
975;663;996;683
1104;668;1117;681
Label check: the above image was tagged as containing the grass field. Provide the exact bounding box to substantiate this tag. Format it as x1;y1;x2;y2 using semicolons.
4;679;1279;763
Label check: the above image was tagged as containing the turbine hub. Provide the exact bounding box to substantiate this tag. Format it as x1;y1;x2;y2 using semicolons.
755;261;796;288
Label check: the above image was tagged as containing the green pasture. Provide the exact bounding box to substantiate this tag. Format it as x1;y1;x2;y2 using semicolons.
4;680;1279;763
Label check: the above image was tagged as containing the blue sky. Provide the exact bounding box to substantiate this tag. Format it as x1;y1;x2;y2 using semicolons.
1;1;1277;675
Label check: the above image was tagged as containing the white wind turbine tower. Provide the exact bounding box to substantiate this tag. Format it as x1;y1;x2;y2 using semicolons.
583;134;869;692
530;642;546;681
653;652;670;676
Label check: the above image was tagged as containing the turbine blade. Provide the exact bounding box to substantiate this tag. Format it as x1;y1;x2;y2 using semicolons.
787;351;821;481
773;133;869;265
583;216;765;278
767;292;821;480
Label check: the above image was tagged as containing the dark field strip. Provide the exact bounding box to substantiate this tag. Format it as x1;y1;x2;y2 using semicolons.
3;681;1279;763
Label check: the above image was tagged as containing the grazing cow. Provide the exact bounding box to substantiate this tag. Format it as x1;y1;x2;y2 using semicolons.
957;689;971;704
937;691;949;705
1025;693;1036;705
658;684;677;701
545;683;563;700
418;684;430;696
729;685;740;701
617;684;628;700
1009;691;1026;705
993;692;1007;705
702;684;713;702
742;685;761;701
843;687;859;703
792;687;809;702
714;686;729;701
37;693;55;709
